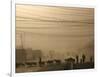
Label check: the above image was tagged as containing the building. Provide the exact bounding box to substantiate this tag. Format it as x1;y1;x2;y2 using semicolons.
16;49;26;67
65;57;75;64
65;57;75;69
25;49;42;66
16;48;42;67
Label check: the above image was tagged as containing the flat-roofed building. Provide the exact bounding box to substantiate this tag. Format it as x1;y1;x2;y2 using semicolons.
16;49;26;65
25;49;42;66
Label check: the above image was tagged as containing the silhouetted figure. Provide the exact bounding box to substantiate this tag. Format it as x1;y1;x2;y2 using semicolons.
76;55;79;64
90;56;93;63
80;58;83;64
39;57;42;67
82;54;86;63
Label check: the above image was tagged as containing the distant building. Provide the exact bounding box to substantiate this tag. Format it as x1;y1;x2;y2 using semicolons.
16;49;26;65
25;49;42;64
16;48;42;67
65;57;75;64
47;60;54;65
54;59;61;64
65;57;75;69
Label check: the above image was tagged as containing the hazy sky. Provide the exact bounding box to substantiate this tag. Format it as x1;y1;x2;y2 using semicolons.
16;5;94;61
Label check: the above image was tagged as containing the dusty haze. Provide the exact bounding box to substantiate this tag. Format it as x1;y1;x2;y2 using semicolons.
16;5;94;62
